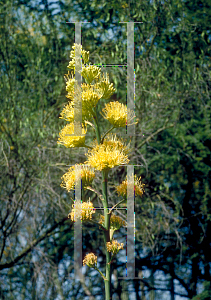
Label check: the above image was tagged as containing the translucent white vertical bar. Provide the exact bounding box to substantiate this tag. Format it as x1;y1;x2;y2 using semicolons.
127;22;135;137
74;165;83;281
74;23;82;136
126;165;135;278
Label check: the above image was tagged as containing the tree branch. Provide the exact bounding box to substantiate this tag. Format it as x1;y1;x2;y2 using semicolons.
138;120;175;149
0;217;69;270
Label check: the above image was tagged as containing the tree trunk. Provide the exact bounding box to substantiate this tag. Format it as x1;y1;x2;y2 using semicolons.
150;269;155;300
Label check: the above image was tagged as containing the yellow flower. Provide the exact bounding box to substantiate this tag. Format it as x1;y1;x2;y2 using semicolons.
101;101;138;128
68;198;95;222
106;239;124;255
99;214;126;230
65;71;76;93
96;73;116;99
81;64;101;84
60;163;95;192
10;146;14;150
64;71;80;101
59;102;74;122
70;43;89;64
62;78;102;120
59;100;93;124
83;253;97;268
116;174;145;197
67;60;75;70
81;83;103;109
67;43;90;71
99;214;127;239
84;134;131;171
57;122;87;148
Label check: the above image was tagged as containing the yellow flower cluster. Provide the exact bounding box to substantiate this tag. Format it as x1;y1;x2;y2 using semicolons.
60;89;97;124
83;253;97;268
60;164;95;192
59;101;74;122
68;198;95;222
64;71;76;99
106;239;124;255
81;64;101;84
101;101;138;128
116;174;145;197
63;45;115;124
99;214;126;230
84;134;131;171
67;43;89;71
81;83;103;109
57;122;87;148
96;73;116;99
58;43;117;148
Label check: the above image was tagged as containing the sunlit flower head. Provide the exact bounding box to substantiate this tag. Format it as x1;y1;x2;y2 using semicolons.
96;73;116;99
64;72;82;102
59;102;74;122
70;43;90;64
81;64;101;84
101;101;138;128
116;174;145;197
60;164;95;192
83;253;97;268
67;43;90;71
81;83;103;109
64;71;76;93
106;239;124;255
68;197;95;222
59;100;93;124
84;134;131;171
61;79;102;121
57;122;87;148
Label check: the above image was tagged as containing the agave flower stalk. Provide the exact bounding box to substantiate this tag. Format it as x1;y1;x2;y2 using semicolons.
57;43;144;300
92;106;111;298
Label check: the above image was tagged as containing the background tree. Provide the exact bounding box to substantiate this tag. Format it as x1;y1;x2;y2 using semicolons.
0;0;210;299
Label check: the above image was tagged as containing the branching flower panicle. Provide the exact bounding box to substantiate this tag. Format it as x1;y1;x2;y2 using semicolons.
67;43;89;71
99;214;126;230
60;164;95;192
116;174;145;197
84;134;131;171
106;239;124;255
58;43;144;299
81;64;101;84
83;253;97;268
64;71;76;93
57;122;87;148
81;83;103;109
96;73;116;99
68;197;95;222
99;214;127;240
101;101;138;128
59;100;93;124
59;101;74;122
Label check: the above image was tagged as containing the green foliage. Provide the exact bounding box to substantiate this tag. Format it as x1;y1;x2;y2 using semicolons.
191;281;211;300
0;0;211;299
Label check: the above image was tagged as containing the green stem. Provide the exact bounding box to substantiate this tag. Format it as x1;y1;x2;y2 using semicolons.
94;266;108;281
92;108;101;145
101;126;115;144
92;107;112;299
102;170;111;299
84;144;93;149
